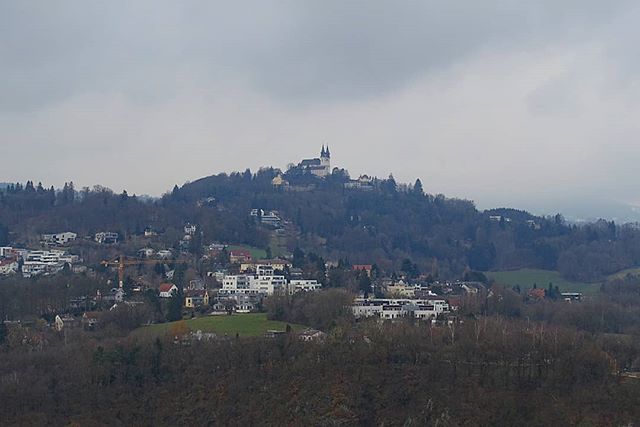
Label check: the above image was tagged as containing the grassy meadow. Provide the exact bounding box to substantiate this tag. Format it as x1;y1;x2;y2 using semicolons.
132;313;306;339
486;268;602;295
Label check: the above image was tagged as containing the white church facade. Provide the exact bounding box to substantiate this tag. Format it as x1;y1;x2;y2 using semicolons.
296;145;331;177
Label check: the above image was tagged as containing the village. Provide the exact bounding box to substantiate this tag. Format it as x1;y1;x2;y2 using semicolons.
0;148;583;343
0;215;584;343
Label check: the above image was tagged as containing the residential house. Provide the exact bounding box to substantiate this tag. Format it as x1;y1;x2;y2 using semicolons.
528;288;546;300
82;312;100;329
159;283;179;298
95;232;119;244
137;247;155;258
184;223;197;236
97;288;125;304
222;273;287;296
344;175;375;190
207;243;226;252
187;278;206;290
157;249;173;259
353;264;373;277
561;292;583;302
271;174;289;188
239;259;292;273
352;298;450;320
144;227;158;237
0;258;18;275
184;290;210;308
41;232;77;246
250;209;283;228
288;279;322;294
298;328;327;342
21;249;79;277
54;314;78;332
386;281;416;297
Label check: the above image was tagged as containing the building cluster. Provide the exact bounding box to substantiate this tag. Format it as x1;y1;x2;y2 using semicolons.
250;209;283;228
352;298;450;321
221;264;321;296
95;231;119;244
344;175;376;191
292;145;331;177
41;231;77;246
0;246;81;277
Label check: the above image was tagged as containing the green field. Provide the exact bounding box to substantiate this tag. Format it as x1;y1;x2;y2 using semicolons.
607;267;640;281
228;244;267;260
132;313;306;339
486;268;602;295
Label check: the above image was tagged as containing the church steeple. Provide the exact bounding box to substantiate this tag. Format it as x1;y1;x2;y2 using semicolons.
321;144;330;159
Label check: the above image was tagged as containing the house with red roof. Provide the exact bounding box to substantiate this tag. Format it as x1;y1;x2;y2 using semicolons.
528;288;546;300
353;264;373;277
159;283;179;298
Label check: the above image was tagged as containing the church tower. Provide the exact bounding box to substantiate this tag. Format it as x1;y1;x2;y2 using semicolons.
320;144;330;173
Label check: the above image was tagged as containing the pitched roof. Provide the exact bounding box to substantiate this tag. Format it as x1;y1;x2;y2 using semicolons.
185;289;207;297
528;288;546;299
159;283;176;292
300;158;321;167
0;258;17;266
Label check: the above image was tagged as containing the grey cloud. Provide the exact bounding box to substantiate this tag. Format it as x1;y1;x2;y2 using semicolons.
0;1;634;112
3;1;640;221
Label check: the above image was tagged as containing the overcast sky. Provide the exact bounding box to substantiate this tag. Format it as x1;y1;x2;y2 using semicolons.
3;1;640;219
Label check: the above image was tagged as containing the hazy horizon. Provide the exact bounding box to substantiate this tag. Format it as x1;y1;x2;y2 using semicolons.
3;1;640;221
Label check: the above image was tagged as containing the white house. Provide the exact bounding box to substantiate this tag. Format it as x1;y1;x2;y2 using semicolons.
0;258;18;275
158;283;179;298
250;209;282;227
344;175;375;191
95;232;119;244
22;261;50;277
352;298;450;320
21;249;79;277
250;275;287;295
137;247;155;258
41;232;77;246
157;249;173;259
222;274;287;296
289;279;322;294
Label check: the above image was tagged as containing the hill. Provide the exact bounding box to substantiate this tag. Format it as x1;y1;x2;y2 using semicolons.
1;170;640;282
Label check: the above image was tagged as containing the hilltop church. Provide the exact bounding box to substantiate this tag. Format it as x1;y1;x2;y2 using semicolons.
295;145;331;177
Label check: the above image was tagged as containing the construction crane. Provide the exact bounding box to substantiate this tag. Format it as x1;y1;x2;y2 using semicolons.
101;255;167;289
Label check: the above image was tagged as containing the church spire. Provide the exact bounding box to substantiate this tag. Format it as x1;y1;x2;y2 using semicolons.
325;145;330;158
321;144;326;157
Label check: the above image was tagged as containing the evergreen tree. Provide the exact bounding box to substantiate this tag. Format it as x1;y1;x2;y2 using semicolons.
413;178;424;195
166;289;183;322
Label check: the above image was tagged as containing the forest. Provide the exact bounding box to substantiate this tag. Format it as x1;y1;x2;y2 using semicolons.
1;170;638;282
4;174;640;424
3;274;640;425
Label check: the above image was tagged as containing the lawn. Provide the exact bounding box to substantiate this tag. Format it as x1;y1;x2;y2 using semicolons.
606;267;640;281
228;244;267;260
132;313;306;339
485;268;602;295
